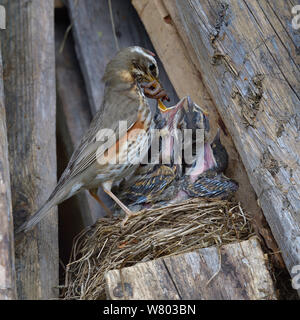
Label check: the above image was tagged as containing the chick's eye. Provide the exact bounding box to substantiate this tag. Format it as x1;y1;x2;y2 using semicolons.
149;64;155;71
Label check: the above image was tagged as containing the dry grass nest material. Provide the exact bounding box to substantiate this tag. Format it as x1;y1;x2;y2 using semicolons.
62;198;254;300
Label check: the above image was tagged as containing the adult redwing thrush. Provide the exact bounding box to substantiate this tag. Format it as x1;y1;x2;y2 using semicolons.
17;46;169;233
117;97;186;206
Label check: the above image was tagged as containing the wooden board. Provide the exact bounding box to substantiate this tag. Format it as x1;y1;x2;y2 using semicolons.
105;238;277;300
0;0;58;299
168;0;300;288
0;47;16;300
131;0;283;268
65;0;177;115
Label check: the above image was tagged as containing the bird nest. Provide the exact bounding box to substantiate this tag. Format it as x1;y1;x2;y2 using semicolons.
62;198;254;300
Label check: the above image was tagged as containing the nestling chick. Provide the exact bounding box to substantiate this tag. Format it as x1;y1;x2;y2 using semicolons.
182;129;238;199
149;98;238;206
116;97;186;207
153;130;238;205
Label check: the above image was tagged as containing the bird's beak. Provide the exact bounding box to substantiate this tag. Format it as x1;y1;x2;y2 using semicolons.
165;97;186;114
158;99;168;112
187;96;209;117
147;73;159;82
197;105;209;117
144;73;159;85
160;97;185;124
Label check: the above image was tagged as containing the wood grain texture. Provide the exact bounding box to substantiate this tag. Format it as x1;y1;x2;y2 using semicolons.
132;0;283;268
66;0;177;115
105;238;277;300
0;0;58;299
0;48;16;300
172;0;300;286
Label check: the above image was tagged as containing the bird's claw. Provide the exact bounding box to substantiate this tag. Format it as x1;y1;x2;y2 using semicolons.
120;210;141;229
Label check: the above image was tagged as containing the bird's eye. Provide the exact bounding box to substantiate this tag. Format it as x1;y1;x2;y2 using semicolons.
149;64;156;71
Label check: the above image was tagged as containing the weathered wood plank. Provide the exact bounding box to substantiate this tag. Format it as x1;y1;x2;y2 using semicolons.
55;17;108;226
105;238;277;300
132;0;283;268
106;259;180;300
171;0;300;288
258;0;300;65
0;0;58;299
66;0;177;115
0;47;16;300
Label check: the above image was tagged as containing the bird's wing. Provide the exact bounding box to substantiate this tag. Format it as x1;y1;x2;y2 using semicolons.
124;165;176;204
184;174;238;199
49;85;143;200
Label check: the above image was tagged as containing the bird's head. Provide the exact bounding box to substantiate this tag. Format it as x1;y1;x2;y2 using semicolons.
181;96;210;137
103;46;159;86
129;46;159;84
103;46;169;109
153;97;186;170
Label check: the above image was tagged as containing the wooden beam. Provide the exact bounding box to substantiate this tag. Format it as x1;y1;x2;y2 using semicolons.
131;0;283;268
105;238;277;300
0;0;58;299
170;0;300;287
65;0;177;115
0;46;16;300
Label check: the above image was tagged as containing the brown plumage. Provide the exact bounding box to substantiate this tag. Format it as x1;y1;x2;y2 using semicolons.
17;46;168;233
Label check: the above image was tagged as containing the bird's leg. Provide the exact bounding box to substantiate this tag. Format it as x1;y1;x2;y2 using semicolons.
102;187;140;227
89;188;113;217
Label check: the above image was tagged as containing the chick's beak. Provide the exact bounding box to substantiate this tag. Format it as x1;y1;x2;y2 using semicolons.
161;96;186;123
187;96;209;117
158;99;168;112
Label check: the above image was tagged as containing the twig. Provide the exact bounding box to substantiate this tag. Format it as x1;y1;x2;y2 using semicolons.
108;0;120;51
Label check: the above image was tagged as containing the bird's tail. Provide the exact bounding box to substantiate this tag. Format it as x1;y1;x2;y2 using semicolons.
15;190;65;234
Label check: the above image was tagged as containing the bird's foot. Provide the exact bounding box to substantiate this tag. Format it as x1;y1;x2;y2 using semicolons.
103;187;141;227
120;210;141;228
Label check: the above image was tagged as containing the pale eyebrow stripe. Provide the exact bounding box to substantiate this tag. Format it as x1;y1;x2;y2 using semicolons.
130;46;157;66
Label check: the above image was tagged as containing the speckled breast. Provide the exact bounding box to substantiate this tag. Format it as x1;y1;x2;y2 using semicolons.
98;102;154;184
